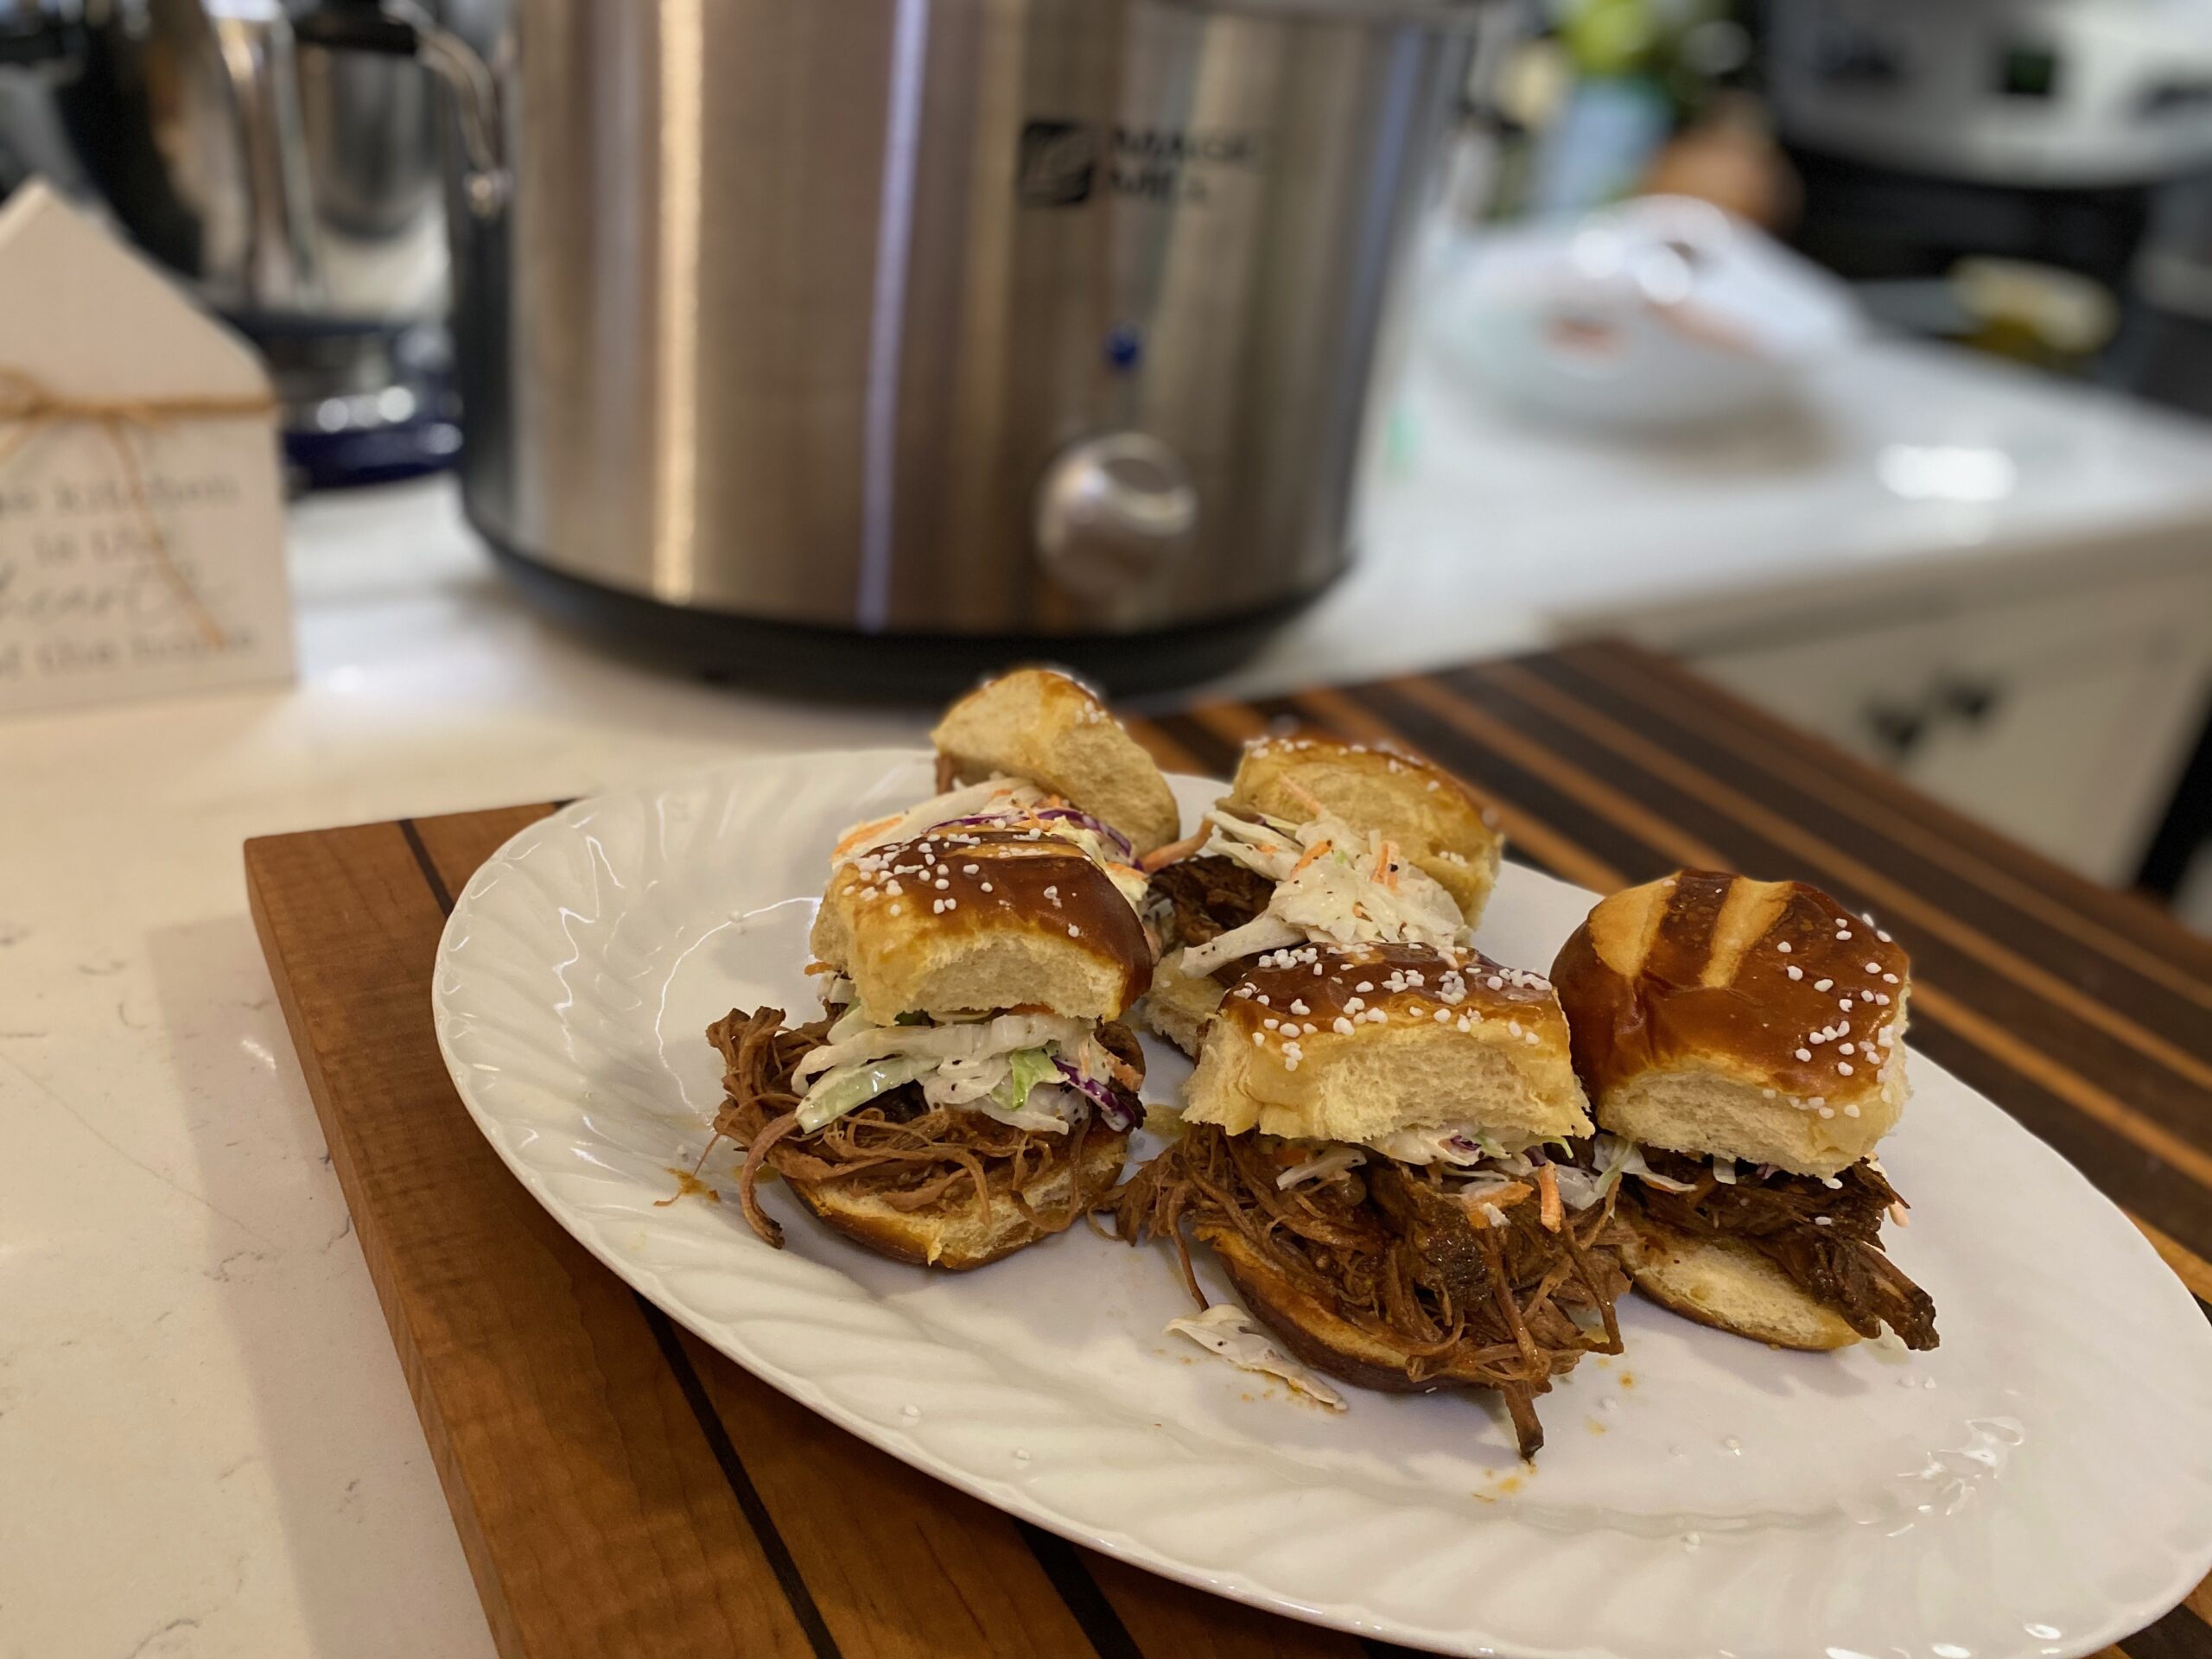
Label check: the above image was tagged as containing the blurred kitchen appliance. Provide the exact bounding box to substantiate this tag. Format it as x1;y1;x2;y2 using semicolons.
307;0;1478;690
2106;171;2212;416
0;0;464;486
1764;0;2212;285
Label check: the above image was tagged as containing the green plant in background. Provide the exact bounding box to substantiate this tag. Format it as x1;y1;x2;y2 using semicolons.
1490;0;1762;219
1560;0;1666;79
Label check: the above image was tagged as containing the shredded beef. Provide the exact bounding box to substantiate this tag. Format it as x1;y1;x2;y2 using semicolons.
1105;1125;1631;1456
1150;856;1274;952
1630;1149;1938;1349
705;1007;1137;1249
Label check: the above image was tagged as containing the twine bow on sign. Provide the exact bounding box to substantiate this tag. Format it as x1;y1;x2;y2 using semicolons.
0;365;279;649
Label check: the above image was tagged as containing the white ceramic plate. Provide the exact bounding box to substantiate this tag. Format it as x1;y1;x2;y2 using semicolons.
433;751;2212;1659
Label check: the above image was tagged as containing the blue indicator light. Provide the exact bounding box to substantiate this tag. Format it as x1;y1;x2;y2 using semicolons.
1104;324;1142;371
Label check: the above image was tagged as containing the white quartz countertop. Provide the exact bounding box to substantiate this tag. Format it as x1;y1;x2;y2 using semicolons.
5;335;2212;1659
1223;333;2212;695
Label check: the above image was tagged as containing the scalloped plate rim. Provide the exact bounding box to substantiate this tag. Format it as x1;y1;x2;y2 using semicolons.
430;749;2212;1659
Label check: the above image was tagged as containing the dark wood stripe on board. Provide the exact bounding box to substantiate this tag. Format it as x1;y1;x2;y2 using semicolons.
1275;688;1641;893
1133;709;1240;779
1156;698;1642;886
404;810;846;1656
1362;677;2212;1194
1511;652;2212;1050
643;1304;843;1659
664;1326;1106;1659
1119;713;1212;779
1455;661;2212;1106
2113;1596;2212;1659
1415;663;2212;1219
1352;676;2212;1257
2133;1216;2212;1309
1426;667;2212;1180
1560;640;2212;985
246;817;823;1659
398;816;458;914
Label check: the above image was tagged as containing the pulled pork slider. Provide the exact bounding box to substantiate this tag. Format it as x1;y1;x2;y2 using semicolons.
1224;736;1503;921
1550;871;1936;1351
931;667;1181;857
1111;940;1631;1458
711;829;1153;1270
1138;736;1499;1057
810;827;1151;1025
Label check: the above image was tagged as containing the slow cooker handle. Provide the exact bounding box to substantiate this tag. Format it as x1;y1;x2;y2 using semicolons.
290;0;509;219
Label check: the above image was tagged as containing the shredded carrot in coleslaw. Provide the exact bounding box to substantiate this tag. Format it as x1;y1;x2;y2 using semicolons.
1535;1164;1562;1232
1372;839;1400;887
1464;1180;1532;1211
1138;827;1209;873
831;813;902;859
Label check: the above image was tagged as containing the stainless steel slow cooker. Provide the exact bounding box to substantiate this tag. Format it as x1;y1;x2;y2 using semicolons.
320;0;1476;687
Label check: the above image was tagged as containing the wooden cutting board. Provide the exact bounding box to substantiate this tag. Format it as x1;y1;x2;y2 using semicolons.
246;639;2212;1659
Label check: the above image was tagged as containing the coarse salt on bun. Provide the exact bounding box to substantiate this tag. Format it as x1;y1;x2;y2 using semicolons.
1549;871;1910;1179
1228;736;1503;925
932;668;1182;856
1183;942;1591;1150
810;830;1154;1023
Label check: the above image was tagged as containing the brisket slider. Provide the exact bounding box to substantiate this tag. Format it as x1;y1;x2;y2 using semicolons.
1549;871;1937;1351
1111;940;1630;1457
1139;736;1503;1057
710;826;1153;1270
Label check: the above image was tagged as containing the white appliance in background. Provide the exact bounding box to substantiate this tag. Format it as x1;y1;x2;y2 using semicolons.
1430;195;1862;429
1766;0;2212;189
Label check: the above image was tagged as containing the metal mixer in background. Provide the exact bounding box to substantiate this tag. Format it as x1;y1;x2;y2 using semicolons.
5;0;1484;692
0;0;493;486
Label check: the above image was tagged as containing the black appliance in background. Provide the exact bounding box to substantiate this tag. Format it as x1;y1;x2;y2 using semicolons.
1757;0;2212;398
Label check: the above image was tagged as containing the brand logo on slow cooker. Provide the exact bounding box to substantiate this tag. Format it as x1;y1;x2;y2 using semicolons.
1017;122;1100;206
1018;120;1267;207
